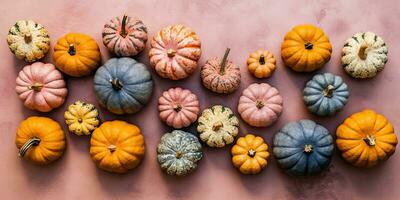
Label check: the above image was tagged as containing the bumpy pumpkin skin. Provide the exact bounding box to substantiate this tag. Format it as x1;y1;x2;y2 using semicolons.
149;24;201;80
16;117;66;165
158;87;200;129
247;50;276;78
7;20;50;62
303;73;349;116
201;48;241;94
15;62;68;112
102;15;148;57
197;105;239;148
342;32;388;79
53;33;101;77
64;101;100;136
336;109;397;168
281;24;332;72
157;130;203;176
94;58;153;115
238;83;283;127
231;134;270;175
273;120;334;176
90;120;145;173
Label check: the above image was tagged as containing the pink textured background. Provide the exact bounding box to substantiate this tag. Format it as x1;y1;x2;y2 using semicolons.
1;0;400;199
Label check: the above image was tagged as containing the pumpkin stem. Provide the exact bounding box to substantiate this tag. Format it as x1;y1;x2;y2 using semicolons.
108;144;117;152
24;33;32;43
256;100;264;109
363;135;376;146
28;83;44;92
358;45;368;60
303;144;313;153
120;14;128;38
212;121;224;131
304;42;313;50
175;151;182;159
18;137;41;158
220;48;231;75
77;118;83;123
68;44;76;56
111;78;123;90
167;49;176;57
248;149;256;157
323;85;335;98
173;104;182;112
259;54;265;65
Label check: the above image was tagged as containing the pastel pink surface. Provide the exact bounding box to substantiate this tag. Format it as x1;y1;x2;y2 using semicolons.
1;0;400;199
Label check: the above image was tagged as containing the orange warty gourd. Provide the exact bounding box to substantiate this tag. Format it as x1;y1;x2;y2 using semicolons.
247;50;276;78
336;109;397;168
281;24;332;72
90;120;145;173
15;116;66;165
53;33;101;77
231;134;270;174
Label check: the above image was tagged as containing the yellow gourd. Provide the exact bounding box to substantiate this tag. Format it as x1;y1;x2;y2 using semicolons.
64;101;100;136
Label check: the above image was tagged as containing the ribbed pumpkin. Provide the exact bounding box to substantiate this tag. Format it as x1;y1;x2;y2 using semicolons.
342;32;388;78
281;24;332;72
197;105;239;148
336;109;397;167
247;50;276;78
201;48;241;94
231;134;270;175
157;130;203;176
15;116;66;165
94;58;153;115
7;20;50;62
149;24;201;80
273;120;334;175
102;14;148;57
303;73;349;116
64;101;100;136
158;87;200;129
15;62;68;112
238;83;283;127
53;33;101;77
90;120;145;173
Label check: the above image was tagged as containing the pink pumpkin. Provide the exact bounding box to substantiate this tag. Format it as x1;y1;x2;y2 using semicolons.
158;87;200;128
16;62;68;112
102;14;148;57
238;83;283;127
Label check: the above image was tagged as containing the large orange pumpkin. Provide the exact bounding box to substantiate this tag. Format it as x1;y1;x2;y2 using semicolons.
281;24;332;72
336;109;397;167
149;24;202;80
53;33;101;77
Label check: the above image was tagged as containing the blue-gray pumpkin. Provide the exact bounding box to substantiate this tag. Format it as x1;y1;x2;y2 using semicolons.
273;120;334;176
303;73;349;116
94;58;153;114
157;130;203;176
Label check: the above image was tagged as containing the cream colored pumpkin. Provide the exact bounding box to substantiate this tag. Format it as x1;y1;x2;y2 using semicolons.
342;32;388;78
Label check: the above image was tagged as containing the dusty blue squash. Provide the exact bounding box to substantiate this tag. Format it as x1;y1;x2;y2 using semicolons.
94;57;153;114
157;130;203;176
273;120;334;176
303;73;349;116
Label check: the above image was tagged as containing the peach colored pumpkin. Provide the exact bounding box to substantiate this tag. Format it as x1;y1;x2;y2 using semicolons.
238;83;283;127
15;62;68;112
149;24;202;80
158;87;200;129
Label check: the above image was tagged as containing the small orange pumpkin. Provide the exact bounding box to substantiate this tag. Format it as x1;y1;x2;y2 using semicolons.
281;24;332;72
247;50;276;78
53;33;101;77
15;116;66;165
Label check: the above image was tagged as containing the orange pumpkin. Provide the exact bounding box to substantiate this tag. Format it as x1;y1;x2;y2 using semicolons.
53;33;101;77
247;50;276;78
15;116;66;165
149;24;201;80
336;109;397;167
281;24;332;72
